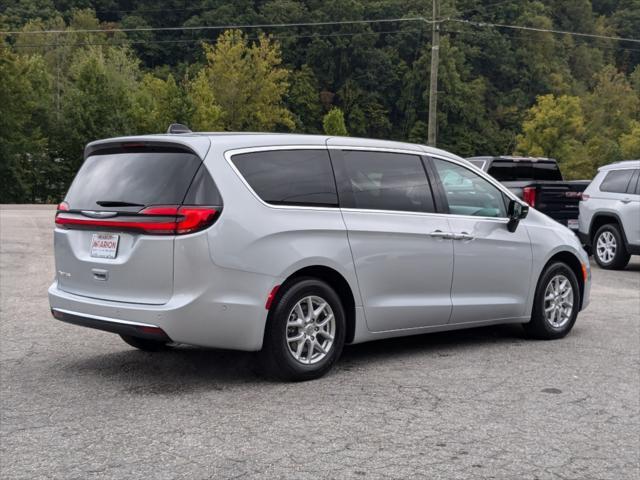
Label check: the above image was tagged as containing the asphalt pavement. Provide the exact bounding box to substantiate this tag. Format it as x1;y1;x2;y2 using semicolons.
1;205;639;479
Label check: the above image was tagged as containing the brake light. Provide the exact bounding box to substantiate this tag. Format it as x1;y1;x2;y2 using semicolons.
523;187;536;207
57;201;69;211
55;205;219;235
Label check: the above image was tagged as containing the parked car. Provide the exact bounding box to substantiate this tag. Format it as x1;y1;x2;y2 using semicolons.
49;129;591;381
578;160;640;269
467;156;589;231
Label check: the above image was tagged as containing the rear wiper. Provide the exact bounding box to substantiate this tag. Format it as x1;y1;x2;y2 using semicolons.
96;200;145;207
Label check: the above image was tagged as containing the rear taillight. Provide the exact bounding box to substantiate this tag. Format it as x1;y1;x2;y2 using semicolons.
55;205;220;235
57;201;69;211
580;194;590;201
522;187;536;208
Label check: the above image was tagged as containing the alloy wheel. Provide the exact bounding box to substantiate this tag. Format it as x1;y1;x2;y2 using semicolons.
543;274;574;329
286;295;335;365
596;231;616;264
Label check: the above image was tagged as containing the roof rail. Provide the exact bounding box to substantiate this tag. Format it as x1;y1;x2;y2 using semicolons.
166;123;192;134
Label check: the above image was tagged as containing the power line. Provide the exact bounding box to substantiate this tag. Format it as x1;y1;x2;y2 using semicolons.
0;17;433;36
441;27;640;54
447;18;640;44
9;28;426;49
3;16;637;45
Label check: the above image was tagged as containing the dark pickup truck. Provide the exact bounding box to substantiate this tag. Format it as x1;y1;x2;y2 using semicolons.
467;156;590;231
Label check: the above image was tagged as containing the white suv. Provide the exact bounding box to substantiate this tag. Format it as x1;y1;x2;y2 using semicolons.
579;160;640;269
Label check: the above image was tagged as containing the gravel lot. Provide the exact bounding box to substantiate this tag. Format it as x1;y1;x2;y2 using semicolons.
1;204;639;479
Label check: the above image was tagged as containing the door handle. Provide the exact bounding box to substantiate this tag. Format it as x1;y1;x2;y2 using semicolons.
428;230;454;239
452;232;475;241
621;198;631;204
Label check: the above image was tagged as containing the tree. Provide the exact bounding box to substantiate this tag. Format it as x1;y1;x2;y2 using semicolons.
582;65;640;168
619;121;640;159
187;69;224;132
323;108;348;136
132;73;184;134
187;30;294;132
0;46;57;203
58;46;141;173
286;65;323;133
515;94;591;178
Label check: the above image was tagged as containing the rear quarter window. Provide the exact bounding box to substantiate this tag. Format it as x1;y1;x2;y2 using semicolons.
231;149;338;207
600;169;634;193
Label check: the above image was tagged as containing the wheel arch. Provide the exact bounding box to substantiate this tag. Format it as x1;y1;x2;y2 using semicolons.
542;251;585;310
270;265;357;344
589;213;629;248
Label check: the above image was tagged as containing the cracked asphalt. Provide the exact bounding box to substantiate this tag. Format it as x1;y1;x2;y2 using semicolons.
1;205;639;479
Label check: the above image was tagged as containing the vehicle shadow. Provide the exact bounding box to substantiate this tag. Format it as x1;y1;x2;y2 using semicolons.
62;324;527;392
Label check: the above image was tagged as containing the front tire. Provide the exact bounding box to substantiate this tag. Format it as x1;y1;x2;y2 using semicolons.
120;334;170;352
593;224;630;270
259;278;346;381
524;262;580;340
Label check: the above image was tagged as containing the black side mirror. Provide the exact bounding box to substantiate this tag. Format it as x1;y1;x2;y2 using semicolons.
507;199;529;232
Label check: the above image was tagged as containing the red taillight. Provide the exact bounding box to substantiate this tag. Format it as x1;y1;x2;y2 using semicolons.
523;187;536;208
55;205;219;235
174;206;220;234
57;201;69;211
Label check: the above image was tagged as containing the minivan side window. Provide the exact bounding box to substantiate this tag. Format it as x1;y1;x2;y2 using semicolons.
339;150;435;213
600;169;634;194
432;158;507;218
232;149;338;207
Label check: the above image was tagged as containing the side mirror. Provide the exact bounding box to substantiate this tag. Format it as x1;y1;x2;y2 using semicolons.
507;199;529;232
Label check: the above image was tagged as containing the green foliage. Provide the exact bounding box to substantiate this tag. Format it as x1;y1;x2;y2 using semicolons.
132;74;184;134
516;67;640;178
0;46;58;202
2;2;640;202
187;30;294;131
323;107;348;136
619;121;640;159
58;46;141;172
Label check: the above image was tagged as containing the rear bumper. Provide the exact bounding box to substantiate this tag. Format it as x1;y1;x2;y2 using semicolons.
51;308;171;341
48;273;273;351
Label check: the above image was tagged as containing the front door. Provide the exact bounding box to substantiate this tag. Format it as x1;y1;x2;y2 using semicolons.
330;148;454;332
430;157;533;324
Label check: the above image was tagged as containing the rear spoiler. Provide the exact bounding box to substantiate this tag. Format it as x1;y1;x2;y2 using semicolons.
84;136;211;160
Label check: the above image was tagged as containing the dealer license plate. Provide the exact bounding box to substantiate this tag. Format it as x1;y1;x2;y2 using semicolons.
90;233;119;259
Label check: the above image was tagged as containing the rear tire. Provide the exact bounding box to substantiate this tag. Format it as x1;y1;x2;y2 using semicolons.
593;224;630;270
524;262;580;340
120;334;170;352
258;278;346;381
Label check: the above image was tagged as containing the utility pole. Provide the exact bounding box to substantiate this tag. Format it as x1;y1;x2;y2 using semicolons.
427;0;439;146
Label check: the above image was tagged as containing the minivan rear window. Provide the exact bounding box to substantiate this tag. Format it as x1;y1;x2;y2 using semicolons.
231;149;338;207
65;150;204;210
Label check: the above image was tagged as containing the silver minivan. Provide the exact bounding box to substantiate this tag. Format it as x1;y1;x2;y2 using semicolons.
49;131;591;380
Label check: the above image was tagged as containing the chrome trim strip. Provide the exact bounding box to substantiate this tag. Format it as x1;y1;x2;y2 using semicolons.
51;308;159;328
